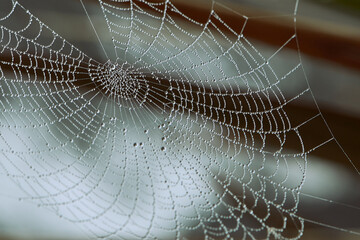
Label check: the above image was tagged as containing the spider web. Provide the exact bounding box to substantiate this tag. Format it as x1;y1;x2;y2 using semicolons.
0;0;358;239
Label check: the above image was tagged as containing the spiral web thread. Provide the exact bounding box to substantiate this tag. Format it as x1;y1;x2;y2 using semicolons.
0;0;357;239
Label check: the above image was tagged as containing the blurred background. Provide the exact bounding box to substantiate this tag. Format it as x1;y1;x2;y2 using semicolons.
0;0;359;239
